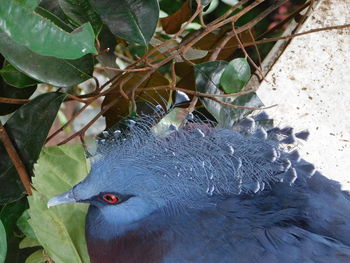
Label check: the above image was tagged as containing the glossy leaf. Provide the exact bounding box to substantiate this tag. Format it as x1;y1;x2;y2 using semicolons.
90;0;159;46
0;0;97;59
220;58;251;93
58;0;103;34
0;32;93;88
195;61;228;126
0;77;36;116
159;0;183;15
195;61;262;128
0;93;67;204
34;6;74;33
39;0;68;21
0;220;6;263
29;144;90;263
95;25;118;78
0;64;38;89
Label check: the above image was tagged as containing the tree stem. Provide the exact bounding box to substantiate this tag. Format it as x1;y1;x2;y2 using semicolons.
0;122;32;195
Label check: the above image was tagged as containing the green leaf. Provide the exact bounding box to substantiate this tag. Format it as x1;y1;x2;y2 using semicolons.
159;0;183;15
190;0;213;10
58;0;103;34
151;107;189;137
195;60;228;125
0;220;6;263
0;0;97;59
0;84;36;116
28;144;90;263
35;6;74;32
0;199;27;236
16;210;36;239
95;25;118;78
0;93;67;204
0;198;35;263
24;250;46;263
201;0;213;5
220;58;251;93
19;237;40;249
195;61;262;128
0;32;93;88
90;0;159;45
0;64;38;88
39;0;69;21
15;0;41;10
230;92;263;122
0;61;36;115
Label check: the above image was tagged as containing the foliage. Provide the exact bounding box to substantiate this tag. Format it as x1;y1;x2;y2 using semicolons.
0;0;313;261
28;144;90;263
0;220;6;263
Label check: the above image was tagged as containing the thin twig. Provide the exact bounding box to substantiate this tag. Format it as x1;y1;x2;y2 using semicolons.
95;66;153;72
209;27;236;61
182;0;269;54
0;122;32;195
248;28;263;73
220;23;350;50
0;97;29;104
257;1;311;40
206;0;250;27
46;99;95;143
209;96;277;110
137;85;257;98
66;94;88;103
135;1;204;65
57;99;120;145
48;0;330;145
232;26;263;78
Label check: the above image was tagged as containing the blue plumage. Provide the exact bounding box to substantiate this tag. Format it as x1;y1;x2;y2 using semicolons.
48;113;350;263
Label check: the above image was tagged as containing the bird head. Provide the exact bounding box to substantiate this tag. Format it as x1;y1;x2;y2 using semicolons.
47;151;177;225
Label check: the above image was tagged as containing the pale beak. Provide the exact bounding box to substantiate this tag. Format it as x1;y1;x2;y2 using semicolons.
47;188;76;208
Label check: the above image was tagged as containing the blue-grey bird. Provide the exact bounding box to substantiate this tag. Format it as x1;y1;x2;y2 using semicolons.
48;113;350;263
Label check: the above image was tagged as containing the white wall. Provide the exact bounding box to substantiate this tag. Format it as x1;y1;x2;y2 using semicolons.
257;0;350;189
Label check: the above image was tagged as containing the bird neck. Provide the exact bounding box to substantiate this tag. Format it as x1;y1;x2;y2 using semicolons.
86;205;136;240
85;206;169;263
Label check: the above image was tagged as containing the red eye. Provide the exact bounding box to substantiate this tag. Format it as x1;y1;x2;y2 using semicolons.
103;194;119;204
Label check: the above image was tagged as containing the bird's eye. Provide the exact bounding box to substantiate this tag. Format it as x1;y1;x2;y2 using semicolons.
103;194;119;204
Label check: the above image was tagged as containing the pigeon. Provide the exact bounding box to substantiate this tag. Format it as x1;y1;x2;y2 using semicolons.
48;113;350;263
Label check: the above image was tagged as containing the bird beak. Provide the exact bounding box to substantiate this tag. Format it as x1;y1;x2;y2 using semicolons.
47;188;76;208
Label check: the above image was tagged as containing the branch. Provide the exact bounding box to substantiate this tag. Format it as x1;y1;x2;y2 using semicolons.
0;97;30;104
0;122;32;195
137;85;257;98
57;99;120;145
220;23;350;50
208;96;277;111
